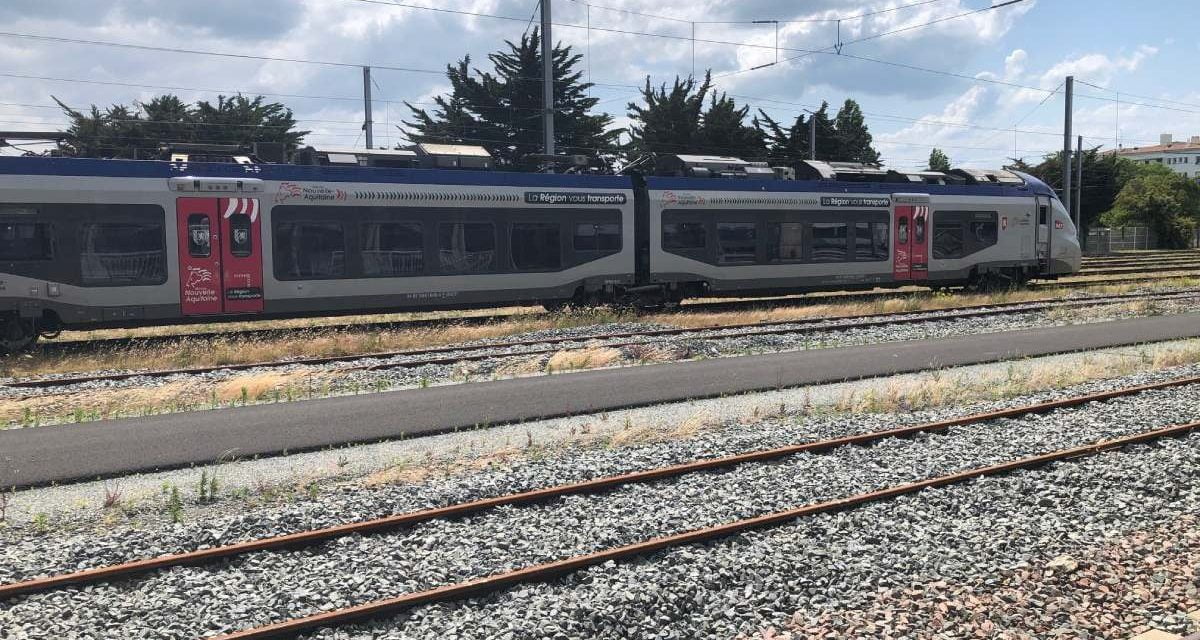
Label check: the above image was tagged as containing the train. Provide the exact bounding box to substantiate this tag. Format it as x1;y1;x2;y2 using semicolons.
0;147;1081;352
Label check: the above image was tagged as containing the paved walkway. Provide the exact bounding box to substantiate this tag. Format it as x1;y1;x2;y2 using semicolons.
4;312;1200;488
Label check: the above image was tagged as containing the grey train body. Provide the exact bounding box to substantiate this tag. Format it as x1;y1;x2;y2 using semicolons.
0;157;1081;350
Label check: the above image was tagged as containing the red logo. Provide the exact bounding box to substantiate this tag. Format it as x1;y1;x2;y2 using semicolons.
274;182;302;203
1055;220;1065;230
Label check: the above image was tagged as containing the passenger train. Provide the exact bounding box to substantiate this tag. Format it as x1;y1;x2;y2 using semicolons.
0;149;1081;352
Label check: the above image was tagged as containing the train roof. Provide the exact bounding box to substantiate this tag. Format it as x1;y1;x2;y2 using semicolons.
0;155;1056;199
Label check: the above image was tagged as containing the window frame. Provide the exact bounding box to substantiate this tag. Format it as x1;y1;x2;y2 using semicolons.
360;220;425;277
931;210;999;261
437;220;497;275
572;221;622;255
809;221;850;263
0;219;56;262
510;221;563;272
715;221;758;265
272;219;348;281
228;213;253;259
79;220;168;287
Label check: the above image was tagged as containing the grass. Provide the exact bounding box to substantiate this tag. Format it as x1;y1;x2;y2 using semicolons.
8;278;1192;381
832;340;1200;415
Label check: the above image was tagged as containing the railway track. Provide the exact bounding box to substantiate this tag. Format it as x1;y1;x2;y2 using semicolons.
26;269;1200;361
4;375;1199;638
9;287;1199;391
1077;262;1200;277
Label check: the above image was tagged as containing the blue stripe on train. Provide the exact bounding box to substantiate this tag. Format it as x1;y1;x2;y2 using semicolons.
0;156;1057;199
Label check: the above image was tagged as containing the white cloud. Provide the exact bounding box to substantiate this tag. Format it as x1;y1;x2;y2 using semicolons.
1039;45;1158;87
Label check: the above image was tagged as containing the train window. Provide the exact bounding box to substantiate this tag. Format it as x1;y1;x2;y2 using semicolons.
511;223;562;271
80;222;167;286
228;214;252;258
274;222;346;279
662;222;706;250
768;222;804;263
810;222;849;262
573;223;621;253
1038;205;1048;225
187;215;211;258
361;222;423;277
716;222;756;265
855;222;888;261
873;223;889;260
438;222;495;273
898;218;909;245
971;219;998;246
0;221;53;261
932;221;965;259
933;211;998;260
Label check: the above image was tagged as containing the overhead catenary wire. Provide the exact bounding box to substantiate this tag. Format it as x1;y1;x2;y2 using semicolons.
4;0;1184;165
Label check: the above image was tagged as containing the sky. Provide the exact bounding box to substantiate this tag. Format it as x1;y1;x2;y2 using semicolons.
0;0;1197;168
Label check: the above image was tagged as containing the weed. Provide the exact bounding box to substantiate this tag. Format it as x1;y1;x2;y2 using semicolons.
0;489;8;523
164;485;183;522
33;512;49;534
102;481;123;510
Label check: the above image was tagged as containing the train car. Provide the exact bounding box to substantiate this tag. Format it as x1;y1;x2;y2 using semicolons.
642;159;1080;301
0;153;1081;352
0;155;638;351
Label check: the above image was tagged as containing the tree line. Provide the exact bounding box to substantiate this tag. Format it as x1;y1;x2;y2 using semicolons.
50;29;880;169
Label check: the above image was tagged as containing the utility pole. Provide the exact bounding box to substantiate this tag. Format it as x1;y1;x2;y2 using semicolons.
362;66;374;149
809;113;817;161
1074;134;1083;239
540;0;555;168
1061;75;1074;215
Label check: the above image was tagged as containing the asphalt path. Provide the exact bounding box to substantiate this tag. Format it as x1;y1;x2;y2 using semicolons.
4;312;1200;488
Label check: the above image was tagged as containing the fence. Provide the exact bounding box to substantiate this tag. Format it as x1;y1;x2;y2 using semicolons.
1084;226;1161;255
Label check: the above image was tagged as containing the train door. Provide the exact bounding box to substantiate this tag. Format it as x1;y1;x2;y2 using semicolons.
1035;195;1051;273
219;198;264;313
176;197;264;316
892;197;930;281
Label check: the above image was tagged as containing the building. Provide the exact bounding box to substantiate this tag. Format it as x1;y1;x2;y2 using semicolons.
1115;134;1200;181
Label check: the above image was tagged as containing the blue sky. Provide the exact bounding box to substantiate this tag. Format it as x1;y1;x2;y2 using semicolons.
1;0;1196;168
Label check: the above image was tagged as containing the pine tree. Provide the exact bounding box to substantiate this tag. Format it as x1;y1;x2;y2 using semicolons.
696;93;766;159
55;94;307;159
626;73;712;156
832;99;880;164
811;102;839;162
927;147;951;171
404;29;621;170
755;110;809;164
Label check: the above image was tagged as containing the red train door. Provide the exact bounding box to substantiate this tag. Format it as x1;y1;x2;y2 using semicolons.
911;205;929;281
219;197;264;313
177;198;223;315
892;200;930;282
176;197;264;316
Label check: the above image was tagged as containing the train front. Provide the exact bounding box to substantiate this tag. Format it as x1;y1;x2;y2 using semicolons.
1047;195;1083;276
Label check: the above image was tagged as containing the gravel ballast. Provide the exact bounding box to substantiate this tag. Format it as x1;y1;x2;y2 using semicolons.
4;371;1200;638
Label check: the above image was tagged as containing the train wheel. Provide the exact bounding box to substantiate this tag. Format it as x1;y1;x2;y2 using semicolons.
0;316;37;354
